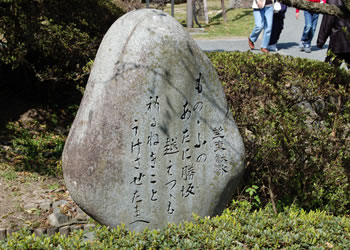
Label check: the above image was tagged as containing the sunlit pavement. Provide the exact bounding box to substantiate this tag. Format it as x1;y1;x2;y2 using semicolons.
195;8;328;62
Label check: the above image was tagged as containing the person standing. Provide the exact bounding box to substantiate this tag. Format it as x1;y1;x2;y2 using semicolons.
317;0;350;67
267;2;288;52
296;0;321;53
248;0;274;53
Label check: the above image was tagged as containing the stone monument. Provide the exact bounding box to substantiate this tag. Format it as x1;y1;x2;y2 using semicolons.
62;9;245;232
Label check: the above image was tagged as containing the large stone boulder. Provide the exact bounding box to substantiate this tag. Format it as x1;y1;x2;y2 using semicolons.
62;9;245;232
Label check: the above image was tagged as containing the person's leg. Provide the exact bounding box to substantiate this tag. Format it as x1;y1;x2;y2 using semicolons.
270;13;284;45
301;11;312;43
249;9;264;43
268;13;284;51
269;13;280;45
261;6;274;49
304;11;319;52
307;13;319;45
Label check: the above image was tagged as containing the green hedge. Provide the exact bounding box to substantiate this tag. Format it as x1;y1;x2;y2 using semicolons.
208;51;350;216
1;201;349;249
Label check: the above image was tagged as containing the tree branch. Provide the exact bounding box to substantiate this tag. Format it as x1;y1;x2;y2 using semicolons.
280;0;349;20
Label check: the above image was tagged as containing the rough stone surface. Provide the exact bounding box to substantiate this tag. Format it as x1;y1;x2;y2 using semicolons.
75;210;88;222
34;228;46;236
62;9;245;231
83;224;96;231
59;226;70;237
52;200;68;209
0;228;6;240
39;201;52;212
70;225;83;231
83;232;96;242
48;212;70;227
46;227;58;236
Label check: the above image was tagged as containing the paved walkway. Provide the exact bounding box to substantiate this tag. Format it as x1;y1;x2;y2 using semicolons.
195;8;328;62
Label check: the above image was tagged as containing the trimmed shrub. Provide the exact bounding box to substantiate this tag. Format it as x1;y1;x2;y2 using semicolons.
208;51;350;216
1;201;349;248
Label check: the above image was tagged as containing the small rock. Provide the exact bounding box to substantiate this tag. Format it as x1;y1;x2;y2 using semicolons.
46;227;58;236
75;208;88;221
39;201;52;212
314;98;325;115
53;207;61;214
297;101;318;118
48;213;70;227
82;232;96;242
76;207;85;214
34;228;46;236
70;225;83;231
59;226;70;237
0;228;6;240
75;214;88;222
52;200;69;210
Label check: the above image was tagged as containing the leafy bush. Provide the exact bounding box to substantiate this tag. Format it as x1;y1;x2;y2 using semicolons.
1;201;349;248
208;51;350;216
0;0;124;99
0;105;78;177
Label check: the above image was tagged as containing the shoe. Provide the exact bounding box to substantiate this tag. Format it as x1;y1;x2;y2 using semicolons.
304;44;311;53
248;37;254;50
267;44;278;52
260;48;269;53
299;42;305;51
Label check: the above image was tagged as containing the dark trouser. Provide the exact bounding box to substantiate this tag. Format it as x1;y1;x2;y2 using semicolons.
269;12;285;45
325;51;350;67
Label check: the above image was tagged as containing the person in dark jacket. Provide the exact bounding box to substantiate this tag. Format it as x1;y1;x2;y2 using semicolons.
317;0;350;67
267;2;288;52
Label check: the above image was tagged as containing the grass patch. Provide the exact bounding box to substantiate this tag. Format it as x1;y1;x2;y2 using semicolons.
0;105;78;178
0;164;17;181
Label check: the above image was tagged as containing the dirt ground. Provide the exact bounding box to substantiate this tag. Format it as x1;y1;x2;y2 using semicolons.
0;171;68;230
0;86;75;231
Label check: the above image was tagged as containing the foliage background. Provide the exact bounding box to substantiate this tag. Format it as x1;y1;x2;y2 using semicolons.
208;51;350;216
0;0;124;103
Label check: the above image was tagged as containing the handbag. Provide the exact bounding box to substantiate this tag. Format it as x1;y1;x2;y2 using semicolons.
274;1;281;13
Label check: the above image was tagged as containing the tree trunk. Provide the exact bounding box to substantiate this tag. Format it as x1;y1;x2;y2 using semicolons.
187;0;193;28
221;0;227;22
203;0;209;24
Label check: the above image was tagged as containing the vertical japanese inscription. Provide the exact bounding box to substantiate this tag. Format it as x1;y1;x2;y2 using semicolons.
212;126;229;176
130;118;149;225
128;72;229;225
